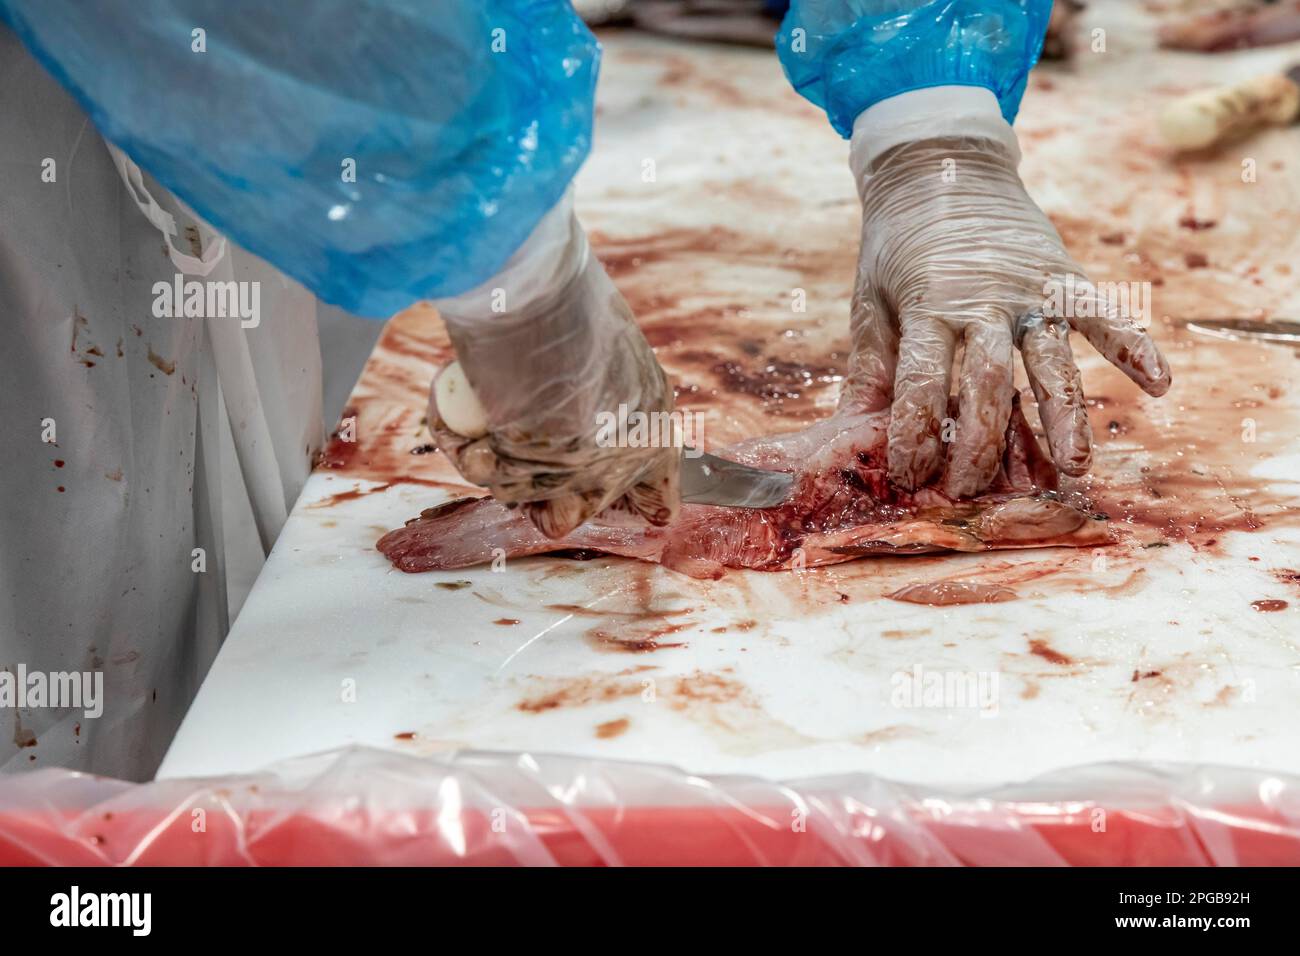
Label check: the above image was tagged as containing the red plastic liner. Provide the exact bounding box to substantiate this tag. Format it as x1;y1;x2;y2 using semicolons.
1;748;1297;865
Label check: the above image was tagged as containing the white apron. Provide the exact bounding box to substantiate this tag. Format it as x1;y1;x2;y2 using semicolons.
0;25;324;781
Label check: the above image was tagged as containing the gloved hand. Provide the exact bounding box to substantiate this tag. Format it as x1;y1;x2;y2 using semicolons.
839;90;1171;498
429;191;680;539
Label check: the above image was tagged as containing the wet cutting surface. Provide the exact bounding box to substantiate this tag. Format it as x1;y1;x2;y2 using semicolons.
161;10;1300;785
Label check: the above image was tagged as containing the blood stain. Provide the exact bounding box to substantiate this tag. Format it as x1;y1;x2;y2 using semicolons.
1028;638;1074;666
1250;599;1288;612
595;718;630;739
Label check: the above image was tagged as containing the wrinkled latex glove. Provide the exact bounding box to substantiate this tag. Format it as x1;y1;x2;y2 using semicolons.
428;192;680;539
840;94;1171;498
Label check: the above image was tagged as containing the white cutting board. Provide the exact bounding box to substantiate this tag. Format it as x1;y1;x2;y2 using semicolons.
160;8;1300;786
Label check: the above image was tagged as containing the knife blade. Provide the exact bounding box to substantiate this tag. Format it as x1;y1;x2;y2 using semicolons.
679;451;794;509
1184;318;1300;343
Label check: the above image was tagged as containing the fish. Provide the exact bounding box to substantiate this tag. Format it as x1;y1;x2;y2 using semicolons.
1158;1;1300;53
377;396;1112;580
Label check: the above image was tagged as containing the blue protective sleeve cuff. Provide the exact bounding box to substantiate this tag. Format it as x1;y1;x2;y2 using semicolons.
777;0;1054;138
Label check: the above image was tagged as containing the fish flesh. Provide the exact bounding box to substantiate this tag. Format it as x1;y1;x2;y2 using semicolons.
378;398;1109;579
377;397;1111;580
1158;1;1300;52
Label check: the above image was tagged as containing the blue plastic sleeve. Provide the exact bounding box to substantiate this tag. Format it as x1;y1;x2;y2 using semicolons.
777;0;1053;138
0;0;600;316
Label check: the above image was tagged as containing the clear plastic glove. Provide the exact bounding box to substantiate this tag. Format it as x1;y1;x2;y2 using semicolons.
429;191;680;539
839;89;1172;498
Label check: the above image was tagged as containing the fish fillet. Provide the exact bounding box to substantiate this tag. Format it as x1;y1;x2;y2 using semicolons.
378;398;1111;580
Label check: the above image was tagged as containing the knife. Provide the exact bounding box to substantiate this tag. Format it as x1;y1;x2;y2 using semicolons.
679;451;794;509
1184;318;1300;344
434;361;795;509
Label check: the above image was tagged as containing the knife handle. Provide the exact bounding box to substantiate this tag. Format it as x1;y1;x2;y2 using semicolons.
433;360;489;439
1160;72;1300;150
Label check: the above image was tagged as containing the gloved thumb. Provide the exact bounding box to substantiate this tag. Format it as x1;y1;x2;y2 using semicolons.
522;489;610;540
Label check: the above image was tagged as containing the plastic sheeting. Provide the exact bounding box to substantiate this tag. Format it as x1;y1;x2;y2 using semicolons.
1;748;1298;866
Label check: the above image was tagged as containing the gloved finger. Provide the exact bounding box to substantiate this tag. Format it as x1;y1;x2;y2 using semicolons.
429;425;524;496
426;380;503;487
886;315;957;491
945;320;1015;499
623;448;681;527
428;367;575;500
524;446;680;539
429;383;681;537
1062;285;1172;397
1017;311;1092;477
427;386;545;497
434;416;628;536
840;279;898;413
523;489;614;540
